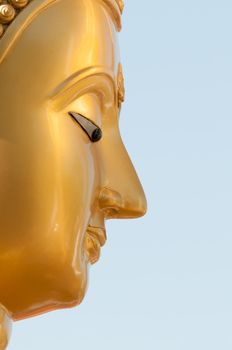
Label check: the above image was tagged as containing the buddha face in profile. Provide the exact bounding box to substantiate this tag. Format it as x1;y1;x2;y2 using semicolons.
0;0;146;321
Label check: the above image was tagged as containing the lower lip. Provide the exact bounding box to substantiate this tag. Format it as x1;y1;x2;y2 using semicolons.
85;232;102;264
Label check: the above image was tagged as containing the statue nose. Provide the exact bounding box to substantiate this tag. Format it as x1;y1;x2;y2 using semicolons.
98;186;147;220
97;123;147;220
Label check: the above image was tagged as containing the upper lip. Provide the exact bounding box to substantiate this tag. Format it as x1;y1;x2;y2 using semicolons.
86;225;107;246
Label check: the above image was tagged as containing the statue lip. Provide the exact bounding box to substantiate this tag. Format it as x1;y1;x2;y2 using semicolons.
86;225;107;247
85;225;107;264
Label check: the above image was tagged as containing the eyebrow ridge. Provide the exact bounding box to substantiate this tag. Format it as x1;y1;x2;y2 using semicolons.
50;67;116;112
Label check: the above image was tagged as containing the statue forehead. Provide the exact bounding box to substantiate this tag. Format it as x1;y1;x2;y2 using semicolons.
0;0;122;42
0;0;120;67
0;0;120;99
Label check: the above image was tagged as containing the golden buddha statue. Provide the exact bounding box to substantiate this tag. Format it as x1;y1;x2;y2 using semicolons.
0;0;146;348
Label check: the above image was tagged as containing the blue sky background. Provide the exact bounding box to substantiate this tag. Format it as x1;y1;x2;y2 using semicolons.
10;1;232;349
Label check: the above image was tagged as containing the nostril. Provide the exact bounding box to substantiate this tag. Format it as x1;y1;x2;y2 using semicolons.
98;188;123;212
98;187;147;219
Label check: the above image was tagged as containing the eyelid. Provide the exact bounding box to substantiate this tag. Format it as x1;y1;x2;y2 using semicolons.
68;112;102;143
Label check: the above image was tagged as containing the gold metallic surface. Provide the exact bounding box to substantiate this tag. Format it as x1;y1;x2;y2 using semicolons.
0;0;146;347
0;0;122;41
0;4;15;24
0;307;11;350
117;63;125;106
0;24;3;37
9;0;29;9
116;0;124;13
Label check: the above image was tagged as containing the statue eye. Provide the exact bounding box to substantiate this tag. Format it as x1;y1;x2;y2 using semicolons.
68;112;102;143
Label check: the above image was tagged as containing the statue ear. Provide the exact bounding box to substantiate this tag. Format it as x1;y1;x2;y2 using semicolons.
68;112;102;143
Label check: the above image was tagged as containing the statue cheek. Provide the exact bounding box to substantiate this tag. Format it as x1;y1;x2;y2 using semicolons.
0;114;96;318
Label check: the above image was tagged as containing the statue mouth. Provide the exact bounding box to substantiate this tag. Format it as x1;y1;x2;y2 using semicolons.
85;226;107;264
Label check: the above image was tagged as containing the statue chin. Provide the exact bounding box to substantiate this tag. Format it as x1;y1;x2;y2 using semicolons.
0;232;89;321
9;265;89;321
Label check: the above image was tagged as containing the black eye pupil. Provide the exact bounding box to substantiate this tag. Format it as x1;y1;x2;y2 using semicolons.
91;128;102;142
68;112;102;143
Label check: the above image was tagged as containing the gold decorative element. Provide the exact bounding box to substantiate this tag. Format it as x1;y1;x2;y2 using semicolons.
0;0;30;40
0;24;4;38
9;0;29;9
0;4;16;24
116;0;124;13
117;63;125;106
